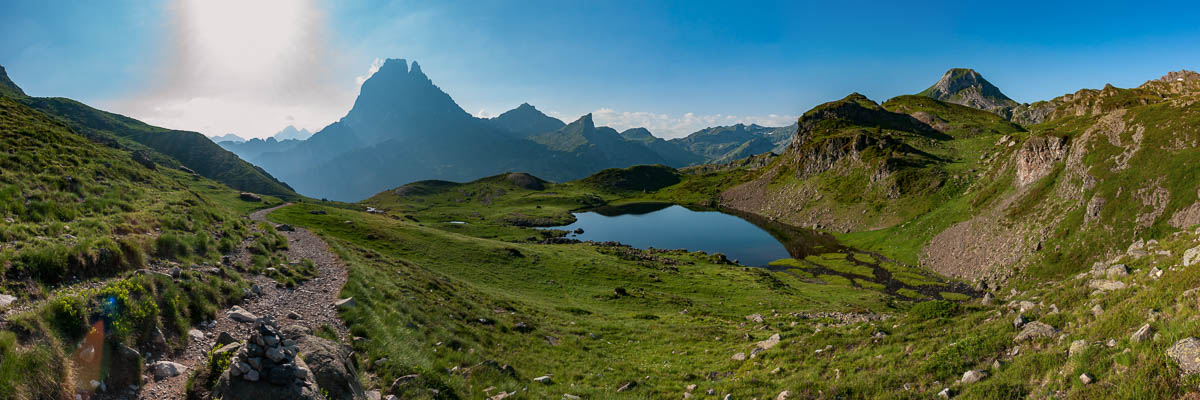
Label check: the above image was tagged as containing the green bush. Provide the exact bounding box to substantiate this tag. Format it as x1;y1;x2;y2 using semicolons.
189;232;213;257
155;233;190;259
909;300;960;320
45;295;87;341
118;237;146;269
17;245;70;283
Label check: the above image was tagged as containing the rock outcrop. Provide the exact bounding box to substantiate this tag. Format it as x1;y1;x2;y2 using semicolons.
1014;136;1068;186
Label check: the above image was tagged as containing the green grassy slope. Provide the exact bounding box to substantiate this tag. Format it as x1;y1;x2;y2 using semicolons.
271;201;894;399
0;64;295;199
18;96;297;199
0;97;290;398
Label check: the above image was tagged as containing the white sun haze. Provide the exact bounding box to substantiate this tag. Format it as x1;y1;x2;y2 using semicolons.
106;0;358;139
578;109;798;139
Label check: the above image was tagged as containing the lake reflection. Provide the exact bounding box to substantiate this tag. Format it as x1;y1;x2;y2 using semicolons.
550;203;836;267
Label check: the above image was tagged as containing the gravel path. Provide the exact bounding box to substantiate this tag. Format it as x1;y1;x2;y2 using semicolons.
127;203;350;400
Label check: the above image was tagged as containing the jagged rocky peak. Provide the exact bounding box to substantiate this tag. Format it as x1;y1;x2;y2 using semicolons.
575;113;595;127
920;68;1018;111
380;58;408;74
409;60;427;80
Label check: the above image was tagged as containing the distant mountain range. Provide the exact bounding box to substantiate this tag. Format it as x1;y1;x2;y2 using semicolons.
209;133;246;143
271;125;313;141
224;58;799;200
210;125;312;144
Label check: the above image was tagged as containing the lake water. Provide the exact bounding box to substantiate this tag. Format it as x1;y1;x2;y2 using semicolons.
550;203;805;267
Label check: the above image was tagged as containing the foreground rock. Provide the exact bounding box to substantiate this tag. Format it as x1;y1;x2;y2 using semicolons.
228;305;259;323
960;369;987;384
1014;321;1058;342
1168;337;1200;375
153;361;187;380
213;317;341;400
293;329;368;400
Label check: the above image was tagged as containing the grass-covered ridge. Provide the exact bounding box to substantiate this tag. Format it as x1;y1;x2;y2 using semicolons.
0;64;296;199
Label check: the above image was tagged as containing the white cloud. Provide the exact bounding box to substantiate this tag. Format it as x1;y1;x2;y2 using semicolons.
553;108;797;139
355;58;385;86
104;0;358;139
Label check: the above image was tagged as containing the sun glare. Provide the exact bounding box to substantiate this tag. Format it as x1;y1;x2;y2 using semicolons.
174;0;313;85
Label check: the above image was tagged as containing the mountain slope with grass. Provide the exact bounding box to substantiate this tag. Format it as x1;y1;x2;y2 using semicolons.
0;65;296;200
0;96;303;399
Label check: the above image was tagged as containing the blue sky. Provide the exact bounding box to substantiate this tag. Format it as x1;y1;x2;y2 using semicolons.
3;0;1200;138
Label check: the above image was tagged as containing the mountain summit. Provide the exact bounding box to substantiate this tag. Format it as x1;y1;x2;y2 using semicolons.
919;68;1018;112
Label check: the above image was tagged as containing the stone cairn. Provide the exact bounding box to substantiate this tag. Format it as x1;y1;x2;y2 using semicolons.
227;317;311;386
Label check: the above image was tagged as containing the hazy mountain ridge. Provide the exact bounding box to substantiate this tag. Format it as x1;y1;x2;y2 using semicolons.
231;58;793;200
486;102;566;138
209;133;245;143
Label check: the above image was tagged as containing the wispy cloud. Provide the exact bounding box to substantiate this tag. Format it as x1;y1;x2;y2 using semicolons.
552;109;797;139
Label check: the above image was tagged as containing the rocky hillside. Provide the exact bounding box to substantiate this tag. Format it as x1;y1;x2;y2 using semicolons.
710;69;1200;291
719;93;1001;233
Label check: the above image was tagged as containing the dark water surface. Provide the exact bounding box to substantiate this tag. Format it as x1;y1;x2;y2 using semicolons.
550;203;835;267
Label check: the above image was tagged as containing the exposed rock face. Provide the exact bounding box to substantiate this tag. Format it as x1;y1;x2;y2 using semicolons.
1155;70;1200;83
1169;197;1200;229
1183;246;1200;267
1014;136;1068;186
1085;196;1107;225
920;68;1019;112
1008;101;1056;126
